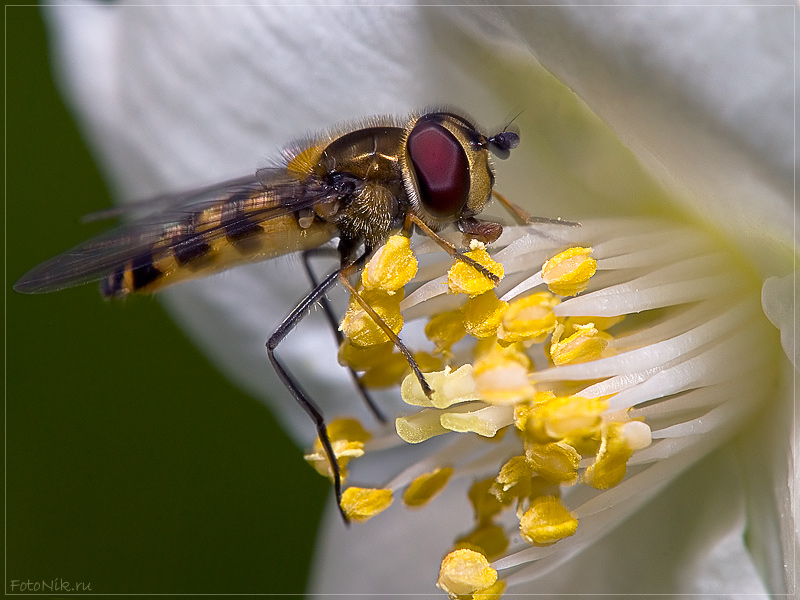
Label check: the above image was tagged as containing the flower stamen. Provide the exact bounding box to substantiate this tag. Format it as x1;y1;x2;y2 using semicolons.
303;218;776;597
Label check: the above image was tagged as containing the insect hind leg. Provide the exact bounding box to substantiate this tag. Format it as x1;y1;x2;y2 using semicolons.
265;268;350;523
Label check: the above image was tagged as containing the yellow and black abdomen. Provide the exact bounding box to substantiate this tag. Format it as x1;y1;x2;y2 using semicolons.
100;193;338;297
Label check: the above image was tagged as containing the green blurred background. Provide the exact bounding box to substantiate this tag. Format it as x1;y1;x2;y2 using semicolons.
6;7;326;594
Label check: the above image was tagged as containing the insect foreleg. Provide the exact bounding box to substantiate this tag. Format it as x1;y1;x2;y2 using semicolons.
266;268;349;524
338;275;433;399
406;214;501;284
301;250;387;424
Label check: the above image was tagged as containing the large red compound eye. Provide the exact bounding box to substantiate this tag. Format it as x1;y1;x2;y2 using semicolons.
407;120;470;219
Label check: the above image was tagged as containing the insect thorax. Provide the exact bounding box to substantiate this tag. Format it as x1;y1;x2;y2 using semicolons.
313;126;409;250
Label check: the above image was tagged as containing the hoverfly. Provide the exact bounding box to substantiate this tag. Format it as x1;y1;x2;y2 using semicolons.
15;110;520;521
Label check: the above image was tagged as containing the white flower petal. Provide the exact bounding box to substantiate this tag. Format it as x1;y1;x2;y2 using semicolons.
467;4;795;274
762;272;799;371
41;3;796;597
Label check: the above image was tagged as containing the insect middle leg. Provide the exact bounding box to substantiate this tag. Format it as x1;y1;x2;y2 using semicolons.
301;249;387;424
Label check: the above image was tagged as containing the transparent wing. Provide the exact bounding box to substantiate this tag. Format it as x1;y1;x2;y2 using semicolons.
14;171;335;294
79;173;267;223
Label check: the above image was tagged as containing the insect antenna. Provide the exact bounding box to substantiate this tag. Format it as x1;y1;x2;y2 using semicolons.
493;190;580;227
503;108;524;131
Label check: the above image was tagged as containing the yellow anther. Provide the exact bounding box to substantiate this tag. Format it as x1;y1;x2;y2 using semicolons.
462;292;509;339
471;335;501;360
403;467;454;507
583;420;651;489
514;392;556;428
498;292;560;344
472;579;507;600
437;548;498;598
340;288;403;346
529;394;608;444
529;390;556;405
425;310;467;355
473;348;534;405
562;430;602;457
304;418;371;481
304;441;363;481
440;404;514;438
327;417;372;444
519;496;578;546
396;409;450;444
493;474;556;510
363;350;442;390
451;541;486;555
361;234;418;292
549;322;609;365
563;314;624;334
525;441;581;485
473;338;530;365
415;351;443;374
492;455;533;502
361;352;410;389
341;487;393;522
544;395;608;441
456;523;510;561
401;364;480;409
514;401;541;440
338;339;393;371
541;246;597;296
447;242;505;296
469;477;508;523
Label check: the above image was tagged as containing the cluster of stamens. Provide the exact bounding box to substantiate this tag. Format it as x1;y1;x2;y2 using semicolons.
303;219;773;599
